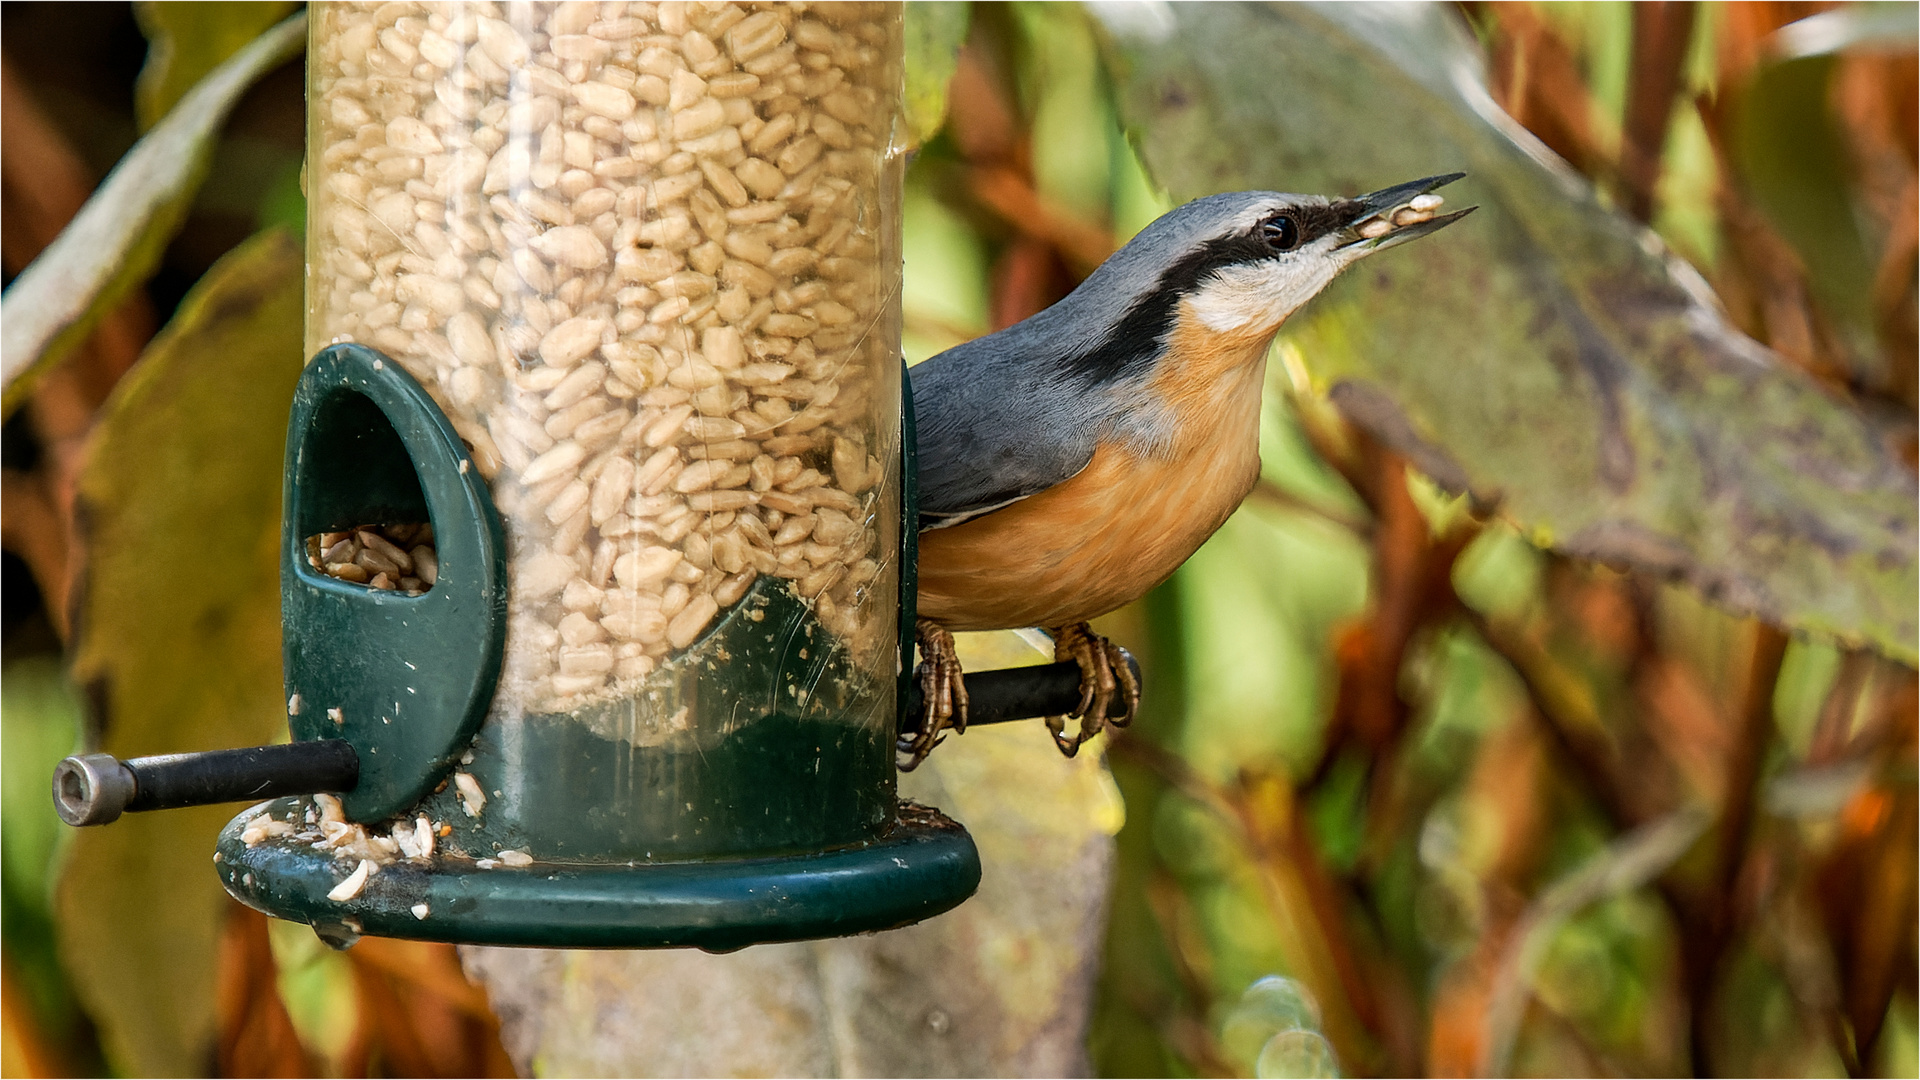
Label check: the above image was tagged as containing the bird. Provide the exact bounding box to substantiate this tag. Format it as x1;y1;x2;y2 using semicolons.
902;173;1474;767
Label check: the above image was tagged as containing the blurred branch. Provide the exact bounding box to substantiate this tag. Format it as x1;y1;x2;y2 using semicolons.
966;165;1118;275
341;939;516;1077
1271;379;1376;538
1480;804;1714;1077
1472;596;1887;1075
1694;90;1854;390
1620;3;1699;222
1260;422;1479;1072
1245;478;1372;538
215;906;313;1078
1310;429;1479;818
939;36;1117;323
1695;4;1916;409
1142;868;1216;1006
1473;3;1610;179
1709;624;1790;894
0;59;94;271
1140;870;1236;1077
1819;667;1919;1068
1764;877;1859;1076
346;940;497;1024
1672;624;1787;1074
1284;382;1363;489
1834;49;1919;411
939;41;1088;331
1238;771;1395;1072
1833;784;1918;1070
1108;735;1240;840
1426;721;1553;1076
1108;736;1395;1074
1465;607;1637;831
1868;170;1918;414
987;239;1070;330
945;43;1020;165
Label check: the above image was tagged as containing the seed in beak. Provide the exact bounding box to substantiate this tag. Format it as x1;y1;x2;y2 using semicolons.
1409;193;1444;212
1391;206;1433;227
1358;218;1394;239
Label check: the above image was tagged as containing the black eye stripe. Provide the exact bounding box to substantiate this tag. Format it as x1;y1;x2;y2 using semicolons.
1057;197;1362;385
1287;201;1356;246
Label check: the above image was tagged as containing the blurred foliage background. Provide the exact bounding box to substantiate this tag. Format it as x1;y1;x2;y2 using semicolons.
1;2;1914;1077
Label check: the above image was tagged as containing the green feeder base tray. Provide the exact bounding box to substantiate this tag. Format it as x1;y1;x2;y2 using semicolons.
217;798;980;951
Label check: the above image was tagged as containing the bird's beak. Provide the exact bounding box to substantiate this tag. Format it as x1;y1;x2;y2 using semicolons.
1335;172;1475;255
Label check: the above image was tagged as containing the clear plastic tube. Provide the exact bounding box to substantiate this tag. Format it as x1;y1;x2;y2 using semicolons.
306;1;903;856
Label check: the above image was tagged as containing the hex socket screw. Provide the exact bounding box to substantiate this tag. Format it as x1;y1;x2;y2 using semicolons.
52;753;138;827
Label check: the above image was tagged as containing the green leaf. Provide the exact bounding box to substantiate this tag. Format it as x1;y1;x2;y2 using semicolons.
55;230;305;1077
0;12;305;419
134;1;301;130
1;657;89;1069
2;658;83;917
904;2;971;148
1095;2;1918;663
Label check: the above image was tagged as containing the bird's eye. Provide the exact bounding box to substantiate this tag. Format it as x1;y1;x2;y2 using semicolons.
1262;214;1300;252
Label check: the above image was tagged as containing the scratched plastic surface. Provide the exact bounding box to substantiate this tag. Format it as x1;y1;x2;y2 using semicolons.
420;580;897;860
304;1;906;858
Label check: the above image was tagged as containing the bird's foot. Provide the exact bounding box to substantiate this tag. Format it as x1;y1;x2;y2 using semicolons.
1043;623;1139;757
898;619;969;771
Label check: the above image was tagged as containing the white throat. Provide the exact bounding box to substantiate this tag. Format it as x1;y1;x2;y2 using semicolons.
1186;252;1345;334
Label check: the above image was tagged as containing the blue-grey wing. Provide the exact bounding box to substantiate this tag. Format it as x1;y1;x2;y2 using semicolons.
910;334;1095;532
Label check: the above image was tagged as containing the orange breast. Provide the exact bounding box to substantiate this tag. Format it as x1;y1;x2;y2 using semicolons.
917;309;1273;632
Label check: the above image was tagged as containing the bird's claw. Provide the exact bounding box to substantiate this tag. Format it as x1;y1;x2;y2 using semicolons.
1044;623;1139;757
899;619;968;771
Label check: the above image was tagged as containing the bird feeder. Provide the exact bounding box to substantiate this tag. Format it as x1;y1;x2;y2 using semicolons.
52;0;1135;952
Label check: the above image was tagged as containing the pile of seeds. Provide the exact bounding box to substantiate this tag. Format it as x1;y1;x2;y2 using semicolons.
309;1;902;713
234;795;455;903
306;522;439;593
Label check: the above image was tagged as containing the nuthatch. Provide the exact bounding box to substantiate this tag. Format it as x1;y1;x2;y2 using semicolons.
903;173;1473;765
